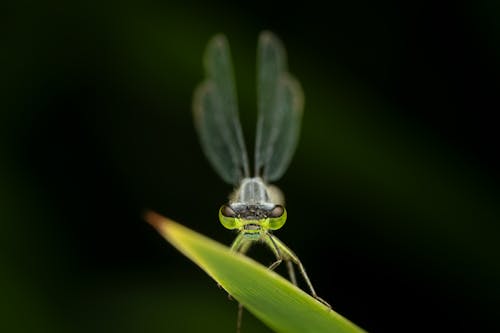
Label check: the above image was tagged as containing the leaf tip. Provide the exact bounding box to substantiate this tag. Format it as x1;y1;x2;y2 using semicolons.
143;209;169;231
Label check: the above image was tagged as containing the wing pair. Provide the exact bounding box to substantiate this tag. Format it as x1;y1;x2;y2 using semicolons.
193;31;304;185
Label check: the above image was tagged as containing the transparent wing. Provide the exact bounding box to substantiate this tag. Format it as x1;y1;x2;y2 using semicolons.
193;34;250;185
254;31;304;182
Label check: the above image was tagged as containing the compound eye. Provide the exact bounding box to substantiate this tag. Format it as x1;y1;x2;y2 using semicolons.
219;205;238;229
268;205;285;218
220;205;236;218
268;205;287;230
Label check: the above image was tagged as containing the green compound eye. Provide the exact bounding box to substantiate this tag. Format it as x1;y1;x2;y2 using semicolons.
219;205;238;229
268;205;287;230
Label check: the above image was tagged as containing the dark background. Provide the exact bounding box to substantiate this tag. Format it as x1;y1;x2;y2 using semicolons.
2;0;499;332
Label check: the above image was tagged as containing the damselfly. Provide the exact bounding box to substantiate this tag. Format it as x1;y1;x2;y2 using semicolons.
193;31;329;331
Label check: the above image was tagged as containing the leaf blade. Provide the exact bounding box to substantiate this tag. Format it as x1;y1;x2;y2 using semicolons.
145;211;367;333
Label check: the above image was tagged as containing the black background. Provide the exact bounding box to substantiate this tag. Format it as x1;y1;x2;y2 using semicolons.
2;0;499;332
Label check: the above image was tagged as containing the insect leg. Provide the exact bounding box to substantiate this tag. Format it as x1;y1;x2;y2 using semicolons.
230;232;246;252
224;233;251;296
237;302;243;333
270;235;331;308
230;233;253;333
286;260;298;286
265;233;283;271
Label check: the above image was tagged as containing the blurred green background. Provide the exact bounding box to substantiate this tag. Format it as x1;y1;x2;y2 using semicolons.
2;0;499;332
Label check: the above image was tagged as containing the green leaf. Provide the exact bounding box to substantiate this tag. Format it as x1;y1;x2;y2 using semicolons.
145;211;367;333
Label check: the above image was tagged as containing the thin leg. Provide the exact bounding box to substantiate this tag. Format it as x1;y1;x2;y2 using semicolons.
237;302;243;333
230;233;253;333
221;233;250;296
230;233;247;252
238;240;252;255
266;234;298;286
286;260;298;286
265;233;283;271
267;234;331;308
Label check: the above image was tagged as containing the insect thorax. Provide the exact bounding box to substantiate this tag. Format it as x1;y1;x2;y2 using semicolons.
228;177;283;218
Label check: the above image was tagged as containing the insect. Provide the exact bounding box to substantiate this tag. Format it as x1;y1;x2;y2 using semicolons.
193;31;329;331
